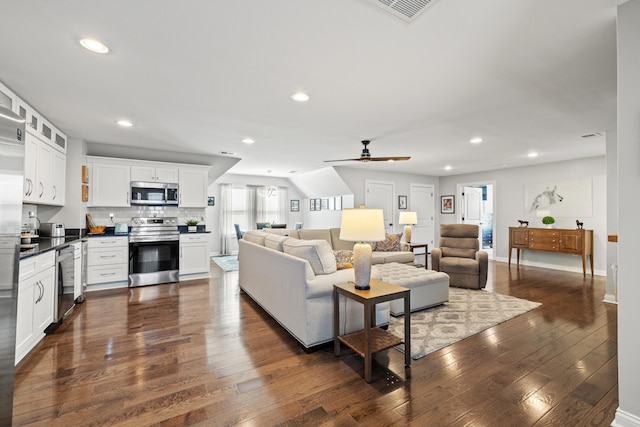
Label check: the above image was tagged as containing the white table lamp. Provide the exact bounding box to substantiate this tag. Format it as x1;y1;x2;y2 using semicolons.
340;208;385;290
399;211;418;243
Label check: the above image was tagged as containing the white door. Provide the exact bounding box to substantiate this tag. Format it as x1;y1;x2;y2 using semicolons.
409;183;435;247
462;186;490;257
365;180;395;234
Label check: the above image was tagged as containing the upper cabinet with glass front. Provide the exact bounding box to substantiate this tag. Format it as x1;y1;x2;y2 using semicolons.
0;80;18;112
16;97;66;154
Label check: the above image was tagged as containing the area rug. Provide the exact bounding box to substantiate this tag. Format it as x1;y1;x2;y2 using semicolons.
388;288;541;360
211;256;239;272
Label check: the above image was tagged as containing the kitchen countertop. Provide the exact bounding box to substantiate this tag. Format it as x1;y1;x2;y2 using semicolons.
20;235;84;260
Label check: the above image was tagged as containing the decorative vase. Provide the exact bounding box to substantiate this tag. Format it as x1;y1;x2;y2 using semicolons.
188;225;197;232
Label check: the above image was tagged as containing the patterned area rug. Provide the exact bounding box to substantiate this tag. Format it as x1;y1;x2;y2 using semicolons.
211;256;239;272
388;288;541;360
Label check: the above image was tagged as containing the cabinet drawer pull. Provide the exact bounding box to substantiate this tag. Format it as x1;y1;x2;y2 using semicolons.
100;255;117;258
100;272;116;276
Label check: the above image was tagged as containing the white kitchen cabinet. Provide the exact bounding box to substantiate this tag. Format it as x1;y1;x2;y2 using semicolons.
51;149;66;206
179;233;210;277
0;80;17;112
179;167;208;207
87;158;131;207
87;237;129;290
23;132;65;205
35;140;53;202
16;251;55;365
23;133;38;202
131;164;179;183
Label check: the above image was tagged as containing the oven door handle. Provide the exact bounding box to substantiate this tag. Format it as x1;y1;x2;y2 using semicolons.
129;237;179;243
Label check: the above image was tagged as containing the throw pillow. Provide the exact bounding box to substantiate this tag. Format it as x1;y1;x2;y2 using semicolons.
282;239;337;275
334;250;354;270
374;233;403;252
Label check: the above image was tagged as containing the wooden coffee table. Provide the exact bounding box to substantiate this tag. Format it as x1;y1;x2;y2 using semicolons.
333;279;411;382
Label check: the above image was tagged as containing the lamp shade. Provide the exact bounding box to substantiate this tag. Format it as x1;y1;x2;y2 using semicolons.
339;208;385;242
399;211;418;225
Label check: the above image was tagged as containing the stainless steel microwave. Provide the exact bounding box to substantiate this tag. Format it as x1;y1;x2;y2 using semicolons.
130;181;179;206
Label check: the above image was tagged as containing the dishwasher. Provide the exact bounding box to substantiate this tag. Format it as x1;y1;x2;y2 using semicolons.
46;245;76;332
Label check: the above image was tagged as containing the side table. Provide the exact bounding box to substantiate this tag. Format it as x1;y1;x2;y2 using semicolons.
333;279;411;382
409;243;428;269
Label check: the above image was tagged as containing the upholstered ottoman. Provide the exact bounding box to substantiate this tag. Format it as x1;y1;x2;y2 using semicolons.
373;262;450;316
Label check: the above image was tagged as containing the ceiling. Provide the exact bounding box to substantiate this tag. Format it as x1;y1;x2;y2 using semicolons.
0;0;622;178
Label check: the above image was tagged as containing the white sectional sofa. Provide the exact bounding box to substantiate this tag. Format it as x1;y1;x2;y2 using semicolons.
238;229;415;348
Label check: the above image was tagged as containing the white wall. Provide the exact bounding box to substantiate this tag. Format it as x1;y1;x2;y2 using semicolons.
606;130;618;304
439;157;607;276
334;166;439;235
614;1;640;424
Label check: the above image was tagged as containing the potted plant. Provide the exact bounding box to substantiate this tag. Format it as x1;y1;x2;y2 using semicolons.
186;219;199;232
541;215;555;228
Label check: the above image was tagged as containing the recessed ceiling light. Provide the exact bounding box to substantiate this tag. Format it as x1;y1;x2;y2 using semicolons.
470;137;483;144
444;165;452;171
80;38;109;54
116;120;133;127
291;92;309;102
241;138;255;144
528;152;538;158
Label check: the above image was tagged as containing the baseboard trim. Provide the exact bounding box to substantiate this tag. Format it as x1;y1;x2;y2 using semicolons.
603;293;618;304
613;408;640;427
493;256;605;276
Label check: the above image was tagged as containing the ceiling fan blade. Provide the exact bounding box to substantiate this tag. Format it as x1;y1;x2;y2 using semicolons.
324;158;364;162
368;156;411;161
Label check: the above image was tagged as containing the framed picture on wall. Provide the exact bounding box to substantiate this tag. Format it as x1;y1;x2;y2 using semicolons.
207;196;215;206
335;196;342;210
315;198;321;210
291;200;299;212
310;199;316;211
398;195;407;209
321;198;329;210
441;195;455;214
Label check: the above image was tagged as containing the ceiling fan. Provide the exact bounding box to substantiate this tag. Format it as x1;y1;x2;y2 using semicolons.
324;140;411;163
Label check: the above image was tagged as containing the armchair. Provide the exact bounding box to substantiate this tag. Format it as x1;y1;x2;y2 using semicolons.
431;224;488;289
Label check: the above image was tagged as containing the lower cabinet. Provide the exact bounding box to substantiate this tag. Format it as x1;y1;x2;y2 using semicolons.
179;233;210;278
16;251;55;365
87;236;129;290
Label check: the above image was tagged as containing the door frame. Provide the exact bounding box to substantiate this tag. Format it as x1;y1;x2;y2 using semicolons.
456;180;497;259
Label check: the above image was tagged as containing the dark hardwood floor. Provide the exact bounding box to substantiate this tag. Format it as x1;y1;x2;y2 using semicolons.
12;260;617;426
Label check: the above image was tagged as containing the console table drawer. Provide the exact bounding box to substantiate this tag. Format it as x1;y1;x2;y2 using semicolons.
529;242;559;251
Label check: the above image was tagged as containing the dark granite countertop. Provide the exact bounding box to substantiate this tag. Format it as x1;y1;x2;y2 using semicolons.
19;235;84;260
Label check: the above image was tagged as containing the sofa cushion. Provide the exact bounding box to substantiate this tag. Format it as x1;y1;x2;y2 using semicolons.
243;230;268;246
265;234;290;251
441;247;477;259
297;229;333;246
283;239;337;275
334;250;354;270
262;228;299;239
330;228;355;250
374;233;403;252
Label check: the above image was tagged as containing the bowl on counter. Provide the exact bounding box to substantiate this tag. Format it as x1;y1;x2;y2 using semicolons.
89;226;106;234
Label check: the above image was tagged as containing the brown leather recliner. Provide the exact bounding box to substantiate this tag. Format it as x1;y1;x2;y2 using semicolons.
431;224;488;289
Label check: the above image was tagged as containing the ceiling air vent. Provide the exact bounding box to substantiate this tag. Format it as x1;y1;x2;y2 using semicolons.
362;0;438;23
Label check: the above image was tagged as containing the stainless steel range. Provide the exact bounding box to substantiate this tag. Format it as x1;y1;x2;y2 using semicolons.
129;217;179;287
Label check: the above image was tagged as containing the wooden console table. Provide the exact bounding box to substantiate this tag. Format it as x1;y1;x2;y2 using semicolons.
508;227;594;277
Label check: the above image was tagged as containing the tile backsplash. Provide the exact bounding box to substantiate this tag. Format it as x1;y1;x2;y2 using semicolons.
88;206;206;228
